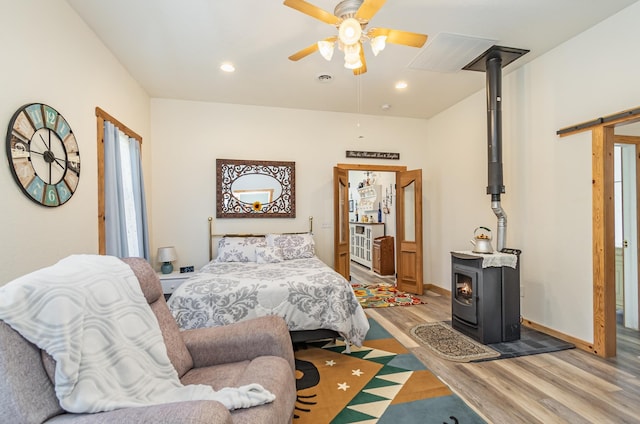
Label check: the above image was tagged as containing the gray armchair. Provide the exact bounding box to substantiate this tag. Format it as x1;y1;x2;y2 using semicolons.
0;257;296;423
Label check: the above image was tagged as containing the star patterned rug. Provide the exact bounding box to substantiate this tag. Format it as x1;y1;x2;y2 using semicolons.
293;318;486;423
351;283;425;308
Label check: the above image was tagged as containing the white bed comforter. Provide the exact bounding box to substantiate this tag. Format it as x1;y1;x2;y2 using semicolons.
168;256;369;347
0;255;275;413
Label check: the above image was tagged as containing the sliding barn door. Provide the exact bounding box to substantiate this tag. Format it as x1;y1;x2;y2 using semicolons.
396;169;423;294
333;166;350;280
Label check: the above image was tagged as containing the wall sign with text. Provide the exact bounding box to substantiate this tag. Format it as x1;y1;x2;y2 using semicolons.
346;150;400;160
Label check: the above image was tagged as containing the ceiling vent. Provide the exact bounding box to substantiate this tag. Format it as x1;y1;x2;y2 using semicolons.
409;33;497;73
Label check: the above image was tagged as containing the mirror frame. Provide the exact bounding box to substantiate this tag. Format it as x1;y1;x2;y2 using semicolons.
216;158;295;218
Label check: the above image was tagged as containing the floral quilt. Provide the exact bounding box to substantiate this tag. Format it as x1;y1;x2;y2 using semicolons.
167;256;370;347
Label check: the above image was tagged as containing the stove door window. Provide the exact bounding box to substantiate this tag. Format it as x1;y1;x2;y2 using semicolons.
455;273;474;305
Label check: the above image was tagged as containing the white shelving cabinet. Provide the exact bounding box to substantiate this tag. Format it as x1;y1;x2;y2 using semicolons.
350;222;385;269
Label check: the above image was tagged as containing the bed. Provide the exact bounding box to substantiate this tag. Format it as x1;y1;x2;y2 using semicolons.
167;227;369;349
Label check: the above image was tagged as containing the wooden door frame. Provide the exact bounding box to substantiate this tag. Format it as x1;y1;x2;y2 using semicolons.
335;164;408;278
559;108;640;357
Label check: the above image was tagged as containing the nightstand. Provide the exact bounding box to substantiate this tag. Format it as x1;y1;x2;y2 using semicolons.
157;271;193;297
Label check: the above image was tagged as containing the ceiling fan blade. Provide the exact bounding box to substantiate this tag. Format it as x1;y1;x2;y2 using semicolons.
283;0;340;25
353;43;367;76
369;28;428;48
288;43;319;61
288;37;337;61
355;0;386;21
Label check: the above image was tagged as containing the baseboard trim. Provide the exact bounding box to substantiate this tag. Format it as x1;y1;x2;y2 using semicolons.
521;319;594;354
425;283;450;297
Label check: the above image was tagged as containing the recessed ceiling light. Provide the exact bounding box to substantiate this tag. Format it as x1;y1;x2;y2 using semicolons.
395;81;408;89
220;62;235;73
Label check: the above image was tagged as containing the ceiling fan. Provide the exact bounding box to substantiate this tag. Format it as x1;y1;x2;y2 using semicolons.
283;0;428;75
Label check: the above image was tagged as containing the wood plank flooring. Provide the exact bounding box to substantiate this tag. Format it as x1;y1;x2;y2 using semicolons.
349;262;640;424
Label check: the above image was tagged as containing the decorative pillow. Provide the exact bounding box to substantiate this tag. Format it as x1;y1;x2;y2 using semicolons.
265;233;315;260
215;236;266;262
255;246;285;264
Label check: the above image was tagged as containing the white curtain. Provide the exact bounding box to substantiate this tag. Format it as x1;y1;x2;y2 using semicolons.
104;121;150;260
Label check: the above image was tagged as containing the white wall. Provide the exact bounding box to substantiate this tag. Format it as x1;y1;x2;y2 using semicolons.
425;1;640;342
0;0;150;284
149;100;429;271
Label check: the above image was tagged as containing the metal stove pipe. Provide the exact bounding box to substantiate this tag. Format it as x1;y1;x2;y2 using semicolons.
464;46;528;252
486;54;506;251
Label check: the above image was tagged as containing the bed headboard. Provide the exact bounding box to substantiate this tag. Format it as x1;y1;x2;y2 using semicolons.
207;216;313;261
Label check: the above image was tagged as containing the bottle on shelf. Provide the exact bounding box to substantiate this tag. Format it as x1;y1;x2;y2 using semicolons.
378;202;382;223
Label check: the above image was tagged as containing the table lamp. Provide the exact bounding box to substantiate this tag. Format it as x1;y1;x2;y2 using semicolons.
157;246;177;274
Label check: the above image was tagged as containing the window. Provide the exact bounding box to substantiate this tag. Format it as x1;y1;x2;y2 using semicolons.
96;107;149;259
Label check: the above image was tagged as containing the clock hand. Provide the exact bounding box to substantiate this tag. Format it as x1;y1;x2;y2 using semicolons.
38;132;50;151
53;157;66;170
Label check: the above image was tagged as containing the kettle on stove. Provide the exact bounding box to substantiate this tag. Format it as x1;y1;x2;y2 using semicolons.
470;226;494;254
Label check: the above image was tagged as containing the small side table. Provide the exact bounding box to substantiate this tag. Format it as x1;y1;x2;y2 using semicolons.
157;271;193;298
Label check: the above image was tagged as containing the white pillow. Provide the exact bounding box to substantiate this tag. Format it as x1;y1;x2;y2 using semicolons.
255;246;285;264
216;236;266;262
265;233;315;260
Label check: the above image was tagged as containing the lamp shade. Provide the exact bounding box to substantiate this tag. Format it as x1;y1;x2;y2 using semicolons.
338;18;362;46
317;40;335;61
157;246;177;263
157;246;177;274
370;35;387;56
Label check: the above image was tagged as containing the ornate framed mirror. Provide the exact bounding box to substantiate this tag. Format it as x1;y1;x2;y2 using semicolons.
216;158;295;218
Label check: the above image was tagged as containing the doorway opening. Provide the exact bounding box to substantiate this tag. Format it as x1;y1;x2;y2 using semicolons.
348;169;397;284
614;142;640;332
333;163;424;295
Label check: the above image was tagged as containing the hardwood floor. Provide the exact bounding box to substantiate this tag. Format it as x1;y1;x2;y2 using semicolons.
349;262;640;424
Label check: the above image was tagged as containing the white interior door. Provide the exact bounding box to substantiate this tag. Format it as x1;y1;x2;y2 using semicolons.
620;143;639;329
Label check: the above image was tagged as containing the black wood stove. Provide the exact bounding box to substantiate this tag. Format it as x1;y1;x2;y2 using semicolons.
451;251;521;344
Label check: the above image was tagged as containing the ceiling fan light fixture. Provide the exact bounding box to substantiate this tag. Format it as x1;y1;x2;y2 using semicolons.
338;17;362;45
317;40;335;61
344;54;362;70
370;35;387;56
344;59;363;70
343;42;361;69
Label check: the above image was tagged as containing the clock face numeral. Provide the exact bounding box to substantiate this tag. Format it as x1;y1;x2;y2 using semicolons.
12;158;35;187
56;116;71;140
6;103;80;207
64;168;79;192
43;105;58;131
12;112;35;140
44;184;60;207
26;176;45;202
25;104;44;130
56;180;72;204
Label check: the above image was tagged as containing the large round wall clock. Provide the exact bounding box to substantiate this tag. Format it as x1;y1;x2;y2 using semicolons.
5;103;80;207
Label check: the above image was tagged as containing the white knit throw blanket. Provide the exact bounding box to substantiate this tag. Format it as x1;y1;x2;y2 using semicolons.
0;255;275;413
